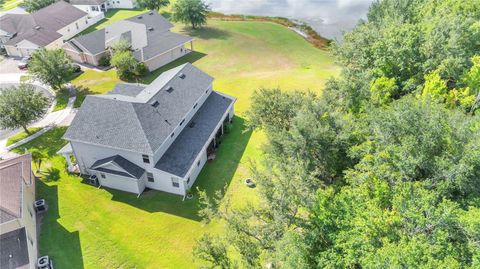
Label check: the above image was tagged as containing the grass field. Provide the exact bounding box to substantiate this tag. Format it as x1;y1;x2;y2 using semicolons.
1;0;22;11
23;13;340;268
6;127;41;146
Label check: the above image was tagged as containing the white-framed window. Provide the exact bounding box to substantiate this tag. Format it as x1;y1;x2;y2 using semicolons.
172;178;180;188
142;155;150;164
147;172;154;182
100;173;106;179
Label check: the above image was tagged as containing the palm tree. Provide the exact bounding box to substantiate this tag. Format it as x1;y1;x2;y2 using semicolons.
30;149;46;173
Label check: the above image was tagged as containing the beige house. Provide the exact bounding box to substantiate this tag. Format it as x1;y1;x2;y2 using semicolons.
0;1;93;57
0;154;37;269
63;11;193;71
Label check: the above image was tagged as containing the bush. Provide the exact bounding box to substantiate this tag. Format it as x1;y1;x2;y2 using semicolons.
98;55;111;67
135;63;149;77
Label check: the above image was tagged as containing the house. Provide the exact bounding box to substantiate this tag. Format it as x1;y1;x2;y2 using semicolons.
63;11;193;71
69;0;136;15
60;63;235;196
0;154;38;269
0;1;96;57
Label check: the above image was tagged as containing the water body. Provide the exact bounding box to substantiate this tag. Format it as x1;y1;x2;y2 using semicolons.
208;0;374;40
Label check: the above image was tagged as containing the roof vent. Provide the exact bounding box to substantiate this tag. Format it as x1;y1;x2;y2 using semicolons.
166;86;174;93
137;15;143;19
34;26;41;30
147;27;154;31
178;73;186;79
151;101;160;108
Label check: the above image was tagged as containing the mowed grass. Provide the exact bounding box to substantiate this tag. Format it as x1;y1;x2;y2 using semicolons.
31;16;340;268
6;127;41;146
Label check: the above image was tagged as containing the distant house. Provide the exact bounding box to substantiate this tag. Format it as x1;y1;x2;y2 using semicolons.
0;1;95;57
0;154;37;269
63;11;193;71
69;0;136;15
60;63;235;196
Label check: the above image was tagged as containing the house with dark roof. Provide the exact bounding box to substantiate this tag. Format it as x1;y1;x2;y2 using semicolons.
0;154;37;269
0;1;95;58
60;63;235;196
63;11;193;71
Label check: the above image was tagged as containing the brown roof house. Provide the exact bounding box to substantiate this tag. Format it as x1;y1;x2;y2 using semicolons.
0;1;94;57
63;11;193;71
0;154;37;269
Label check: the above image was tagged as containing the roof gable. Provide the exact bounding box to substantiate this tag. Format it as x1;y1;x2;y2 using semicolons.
91;155;145;179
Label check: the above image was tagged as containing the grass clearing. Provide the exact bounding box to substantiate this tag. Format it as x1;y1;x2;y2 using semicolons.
31;15;339;268
6;127;41;146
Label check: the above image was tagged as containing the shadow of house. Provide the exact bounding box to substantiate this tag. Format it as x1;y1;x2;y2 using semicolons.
36;180;84;269
108;116;252;221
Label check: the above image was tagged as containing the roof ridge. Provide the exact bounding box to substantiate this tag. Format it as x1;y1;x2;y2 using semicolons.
130;102;155;154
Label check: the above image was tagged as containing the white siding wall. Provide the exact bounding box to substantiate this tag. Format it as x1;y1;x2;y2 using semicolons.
107;0;135;9
5;40;39;57
144;45;189;71
184;148;207;189
152;86;213;164
148;169;185;195
56;14;92;41
96;172;145;194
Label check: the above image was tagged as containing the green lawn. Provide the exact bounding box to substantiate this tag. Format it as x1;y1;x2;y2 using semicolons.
6;127;41;146
23;16;339;268
1;0;22;11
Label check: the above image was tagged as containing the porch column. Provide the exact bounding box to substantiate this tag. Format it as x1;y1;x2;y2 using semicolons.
190;41;194;51
63;153;74;171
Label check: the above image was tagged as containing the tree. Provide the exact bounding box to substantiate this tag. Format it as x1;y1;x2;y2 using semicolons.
0;84;49;134
135;0;169;11
28;48;74;91
30;149;46;172
23;0;56;13
111;50;138;80
172;0;209;29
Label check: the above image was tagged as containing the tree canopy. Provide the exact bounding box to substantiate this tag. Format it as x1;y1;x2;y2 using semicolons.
194;0;480;268
23;0;56;13
0;84;50;135
171;0;209;29
28;48;74;92
135;0;169;11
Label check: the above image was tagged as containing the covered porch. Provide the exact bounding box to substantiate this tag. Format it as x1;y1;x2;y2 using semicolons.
57;143;79;173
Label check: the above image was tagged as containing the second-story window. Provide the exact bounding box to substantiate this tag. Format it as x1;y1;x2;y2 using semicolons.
142;154;150;164
193;103;198;109
147;172;154;182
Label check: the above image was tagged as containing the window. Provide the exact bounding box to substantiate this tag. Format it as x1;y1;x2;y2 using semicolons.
85;20;88;25
193;103;198;109
180;119;185;126
147;172;154;182
75;22;79;30
187;177;191;184
171;132;175;138
142;155;150;164
100;173;105;179
151;101;160;108
172;178;180;188
197;160;200;166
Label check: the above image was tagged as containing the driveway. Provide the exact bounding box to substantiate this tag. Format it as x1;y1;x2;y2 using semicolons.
0;56;26;74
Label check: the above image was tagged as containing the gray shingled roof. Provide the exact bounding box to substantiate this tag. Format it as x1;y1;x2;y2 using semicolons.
0;154;32;224
64;63;214;154
68;11;191;59
91;155;145;179
108;83;146;97
69;0;106;4
0;1;87;46
0;228;29;269
155;92;234;177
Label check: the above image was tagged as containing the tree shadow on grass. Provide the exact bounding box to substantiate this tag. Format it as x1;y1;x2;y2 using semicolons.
41;167;60;182
36;180;84;269
73;86;94;108
108;116;253;221
180;26;231;40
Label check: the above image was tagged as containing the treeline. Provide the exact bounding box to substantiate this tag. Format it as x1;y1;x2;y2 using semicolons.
194;0;480;268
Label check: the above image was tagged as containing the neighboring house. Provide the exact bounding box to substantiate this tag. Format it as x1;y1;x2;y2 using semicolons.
0;1;95;57
63;11;193;71
0;154;37;269
69;0;136;15
60;63;235;196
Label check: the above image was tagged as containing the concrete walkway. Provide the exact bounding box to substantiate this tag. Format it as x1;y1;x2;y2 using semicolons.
0;77;77;156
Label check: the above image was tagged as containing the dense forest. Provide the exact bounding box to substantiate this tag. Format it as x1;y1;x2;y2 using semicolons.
195;0;480;268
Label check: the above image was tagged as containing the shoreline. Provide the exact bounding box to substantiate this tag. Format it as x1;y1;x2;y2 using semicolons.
208;12;332;50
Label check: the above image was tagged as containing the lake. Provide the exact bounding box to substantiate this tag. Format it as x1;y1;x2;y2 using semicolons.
208;0;373;40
